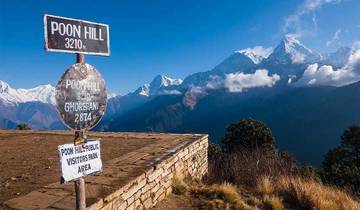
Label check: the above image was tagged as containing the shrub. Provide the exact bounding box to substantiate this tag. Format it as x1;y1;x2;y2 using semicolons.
208;148;299;187
321;125;360;195
222;119;275;153
17;123;31;130
300;165;321;181
208;142;222;160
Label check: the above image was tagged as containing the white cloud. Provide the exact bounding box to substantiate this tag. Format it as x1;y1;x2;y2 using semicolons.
291;51;306;63
288;75;297;84
326;29;342;47
182;86;208;109
224;69;280;92
296;63;355;86
296;45;360;86
206;75;223;89
158;89;182;95
283;0;342;37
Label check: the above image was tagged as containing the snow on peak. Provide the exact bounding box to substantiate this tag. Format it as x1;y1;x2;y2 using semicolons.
134;84;150;97
0;80;10;93
133;75;183;97
236;46;273;64
107;93;118;99
267;34;321;64
321;46;351;68
150;75;183;88
283;35;313;54
0;81;55;105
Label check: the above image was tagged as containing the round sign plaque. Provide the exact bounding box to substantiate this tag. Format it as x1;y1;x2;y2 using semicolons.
55;63;107;130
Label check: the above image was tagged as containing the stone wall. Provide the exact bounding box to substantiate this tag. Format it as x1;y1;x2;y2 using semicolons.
90;134;208;210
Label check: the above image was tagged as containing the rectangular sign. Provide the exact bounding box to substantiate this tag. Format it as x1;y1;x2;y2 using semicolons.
44;14;110;56
58;139;102;182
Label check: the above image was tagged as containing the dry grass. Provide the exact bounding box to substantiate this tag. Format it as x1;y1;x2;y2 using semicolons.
258;177;360;210
205;145;360;209
191;182;258;210
172;176;188;195
166;176;360;210
256;176;273;196
263;195;284;210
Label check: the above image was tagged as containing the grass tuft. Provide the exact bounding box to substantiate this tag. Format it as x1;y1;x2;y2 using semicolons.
263;195;285;210
274;176;360;210
172;176;188;195
191;182;258;210
256;176;273;196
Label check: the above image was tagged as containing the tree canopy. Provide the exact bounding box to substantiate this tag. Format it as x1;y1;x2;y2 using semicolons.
221;118;275;153
321;125;360;195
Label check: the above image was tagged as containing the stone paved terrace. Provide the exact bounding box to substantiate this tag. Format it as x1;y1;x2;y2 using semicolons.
0;130;208;210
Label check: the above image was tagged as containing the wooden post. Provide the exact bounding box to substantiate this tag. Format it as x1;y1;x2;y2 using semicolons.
75;178;86;210
75;53;86;210
76;53;84;63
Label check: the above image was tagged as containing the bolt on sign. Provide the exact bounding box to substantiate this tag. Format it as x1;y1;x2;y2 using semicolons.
55;63;107;130
58;140;102;182
44;14;110;56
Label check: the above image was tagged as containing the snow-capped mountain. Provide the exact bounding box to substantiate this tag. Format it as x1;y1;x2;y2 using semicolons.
3;35;360;132
0;81;55;106
0;81;59;130
321;46;351;68
103;75;183;120
266;35;322;65
236;46;273;64
181;35;328;90
100;36;360;166
134;84;151;97
132;75;183;97
181;49;259;87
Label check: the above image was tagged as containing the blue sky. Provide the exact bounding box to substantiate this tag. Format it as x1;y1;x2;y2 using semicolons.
1;0;360;94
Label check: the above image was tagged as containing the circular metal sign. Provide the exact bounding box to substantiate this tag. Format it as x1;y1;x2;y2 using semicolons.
55;63;107;130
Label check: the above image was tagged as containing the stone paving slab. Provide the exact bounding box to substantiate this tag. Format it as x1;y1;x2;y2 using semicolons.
0;131;206;210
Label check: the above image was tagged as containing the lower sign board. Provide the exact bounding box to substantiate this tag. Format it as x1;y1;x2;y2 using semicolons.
58;140;102;182
55;63;107;130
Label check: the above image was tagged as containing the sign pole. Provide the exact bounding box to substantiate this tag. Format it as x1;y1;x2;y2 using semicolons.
46;14;109;210
75;53;86;210
75;177;86;210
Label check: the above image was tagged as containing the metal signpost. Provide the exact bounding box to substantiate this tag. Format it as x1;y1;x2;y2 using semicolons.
44;14;110;210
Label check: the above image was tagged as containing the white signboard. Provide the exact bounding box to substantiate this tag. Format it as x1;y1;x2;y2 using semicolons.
58;140;102;182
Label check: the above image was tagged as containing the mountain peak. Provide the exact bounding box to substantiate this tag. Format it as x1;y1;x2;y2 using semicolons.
134;84;150;97
0;81;55;105
0;80;10;93
150;75;183;88
282;34;301;46
132;75;183;97
267;35;321;64
282;35;315;55
321;46;351;68
236;46;273;64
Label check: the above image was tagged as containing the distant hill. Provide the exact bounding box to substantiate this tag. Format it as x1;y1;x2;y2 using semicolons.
101;82;360;165
2;35;360;165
